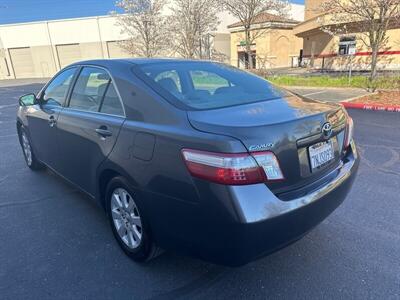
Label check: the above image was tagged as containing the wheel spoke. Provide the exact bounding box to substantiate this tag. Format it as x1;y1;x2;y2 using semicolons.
131;226;141;241
131;216;141;227
128;230;136;247
117;223;126;238
111;209;122;221
126;198;135;212
112;193;123;209
121;190;129;208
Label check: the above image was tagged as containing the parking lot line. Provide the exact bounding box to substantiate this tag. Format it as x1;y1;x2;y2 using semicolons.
302;91;327;97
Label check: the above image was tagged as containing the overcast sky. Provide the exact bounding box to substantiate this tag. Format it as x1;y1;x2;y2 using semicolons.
0;0;304;25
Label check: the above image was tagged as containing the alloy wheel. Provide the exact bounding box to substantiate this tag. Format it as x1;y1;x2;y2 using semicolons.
21;132;32;166
111;188;142;249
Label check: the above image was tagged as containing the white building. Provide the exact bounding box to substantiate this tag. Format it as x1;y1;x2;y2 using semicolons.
0;3;304;79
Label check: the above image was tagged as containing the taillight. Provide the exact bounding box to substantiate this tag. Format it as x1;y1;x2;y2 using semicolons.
181;149;284;185
344;116;354;149
251;152;285;181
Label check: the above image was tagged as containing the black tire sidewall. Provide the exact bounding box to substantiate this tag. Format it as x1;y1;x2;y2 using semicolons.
105;176;153;261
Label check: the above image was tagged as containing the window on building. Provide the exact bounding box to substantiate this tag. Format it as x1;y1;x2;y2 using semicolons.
338;36;356;56
238;51;256;69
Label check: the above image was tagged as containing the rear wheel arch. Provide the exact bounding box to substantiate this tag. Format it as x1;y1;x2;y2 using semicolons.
98;169;122;210
97;162;141;210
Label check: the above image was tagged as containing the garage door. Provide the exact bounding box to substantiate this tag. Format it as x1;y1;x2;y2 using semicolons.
107;41;129;58
57;44;81;68
9;47;35;78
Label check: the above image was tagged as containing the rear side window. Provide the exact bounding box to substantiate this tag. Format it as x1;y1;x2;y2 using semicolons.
69;67;110;112
136;62;287;110
42;67;76;106
99;84;124;116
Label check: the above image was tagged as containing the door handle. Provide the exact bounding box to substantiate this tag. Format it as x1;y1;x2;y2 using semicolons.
48;115;56;128
95;127;112;138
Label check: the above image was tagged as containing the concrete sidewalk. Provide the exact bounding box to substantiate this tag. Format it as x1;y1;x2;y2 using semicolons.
285;86;370;103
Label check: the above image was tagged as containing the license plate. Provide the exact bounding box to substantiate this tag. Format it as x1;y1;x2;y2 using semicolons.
308;140;334;171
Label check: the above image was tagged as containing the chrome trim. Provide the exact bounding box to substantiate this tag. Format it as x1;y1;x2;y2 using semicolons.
60;106;127;119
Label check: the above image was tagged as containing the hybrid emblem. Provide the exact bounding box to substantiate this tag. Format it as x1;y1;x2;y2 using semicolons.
322;122;333;139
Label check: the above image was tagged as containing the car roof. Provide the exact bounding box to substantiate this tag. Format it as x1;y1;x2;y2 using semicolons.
70;58;218;68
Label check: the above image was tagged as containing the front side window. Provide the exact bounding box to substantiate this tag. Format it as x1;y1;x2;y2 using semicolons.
69;67;111;112
136;62;287;110
42;67;77;106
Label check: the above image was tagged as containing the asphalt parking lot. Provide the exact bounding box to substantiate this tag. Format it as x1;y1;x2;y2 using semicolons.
0;82;399;299
288;87;370;103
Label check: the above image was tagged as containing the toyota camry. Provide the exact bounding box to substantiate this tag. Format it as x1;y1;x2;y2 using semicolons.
16;59;359;266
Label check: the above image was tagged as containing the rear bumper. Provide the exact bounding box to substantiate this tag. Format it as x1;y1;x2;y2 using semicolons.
146;141;359;266
191;141;359;266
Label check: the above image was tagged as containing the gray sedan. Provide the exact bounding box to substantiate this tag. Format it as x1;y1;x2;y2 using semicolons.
16;59;359;266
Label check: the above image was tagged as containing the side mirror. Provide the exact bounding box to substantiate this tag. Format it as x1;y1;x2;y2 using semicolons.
19;94;37;106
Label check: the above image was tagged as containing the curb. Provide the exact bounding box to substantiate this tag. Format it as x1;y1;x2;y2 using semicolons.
340;101;400;112
280;85;368;91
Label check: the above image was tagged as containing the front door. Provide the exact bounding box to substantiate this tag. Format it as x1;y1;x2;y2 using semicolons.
56;66;125;196
27;67;77;169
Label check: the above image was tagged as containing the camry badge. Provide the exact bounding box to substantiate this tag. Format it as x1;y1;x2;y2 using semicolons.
249;143;274;151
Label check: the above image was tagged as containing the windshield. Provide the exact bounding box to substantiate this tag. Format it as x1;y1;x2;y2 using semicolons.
135;61;288;110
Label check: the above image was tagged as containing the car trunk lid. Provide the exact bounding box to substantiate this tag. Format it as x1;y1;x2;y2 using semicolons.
187;94;347;194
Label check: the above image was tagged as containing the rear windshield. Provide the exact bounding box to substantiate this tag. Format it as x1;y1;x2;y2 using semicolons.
134;61;288;110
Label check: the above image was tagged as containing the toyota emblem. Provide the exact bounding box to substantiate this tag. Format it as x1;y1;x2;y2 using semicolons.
322;122;333;138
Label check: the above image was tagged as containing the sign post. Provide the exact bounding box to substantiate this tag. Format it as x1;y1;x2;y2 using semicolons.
348;45;356;84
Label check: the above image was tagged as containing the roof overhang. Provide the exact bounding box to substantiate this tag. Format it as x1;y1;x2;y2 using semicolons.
229;21;299;33
294;13;400;38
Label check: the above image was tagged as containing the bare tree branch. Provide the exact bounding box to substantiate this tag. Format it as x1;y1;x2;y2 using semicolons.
169;0;221;59
320;0;400;90
113;0;172;57
221;0;289;68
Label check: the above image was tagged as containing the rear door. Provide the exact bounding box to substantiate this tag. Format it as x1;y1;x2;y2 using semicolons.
56;66;125;195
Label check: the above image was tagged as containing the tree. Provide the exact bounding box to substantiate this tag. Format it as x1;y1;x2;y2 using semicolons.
114;0;171;57
320;0;400;90
169;0;221;59
221;0;288;69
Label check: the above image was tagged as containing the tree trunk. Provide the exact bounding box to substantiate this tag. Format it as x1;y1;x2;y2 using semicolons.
369;44;379;92
245;28;253;69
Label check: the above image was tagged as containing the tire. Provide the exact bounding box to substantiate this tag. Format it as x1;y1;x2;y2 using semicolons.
18;127;45;171
105;176;162;262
